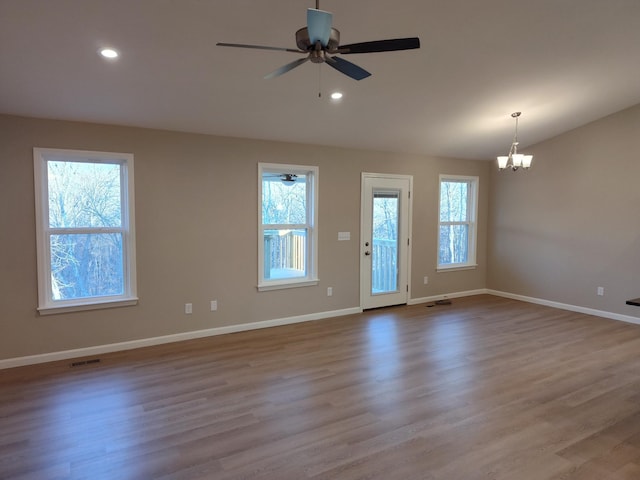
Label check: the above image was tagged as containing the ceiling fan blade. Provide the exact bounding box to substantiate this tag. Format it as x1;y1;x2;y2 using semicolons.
217;42;303;53
338;37;420;54
307;8;333;46
264;57;310;79
326;56;371;81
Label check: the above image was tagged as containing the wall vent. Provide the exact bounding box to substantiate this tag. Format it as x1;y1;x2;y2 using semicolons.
70;358;101;367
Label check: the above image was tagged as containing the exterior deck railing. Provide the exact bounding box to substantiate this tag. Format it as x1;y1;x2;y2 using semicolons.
264;230;306;279
372;238;398;293
264;232;397;292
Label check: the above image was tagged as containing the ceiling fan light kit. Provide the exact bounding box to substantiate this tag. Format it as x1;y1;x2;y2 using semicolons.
497;112;533;171
217;2;420;81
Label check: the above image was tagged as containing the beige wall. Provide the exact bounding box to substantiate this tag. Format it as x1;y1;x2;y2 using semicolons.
488;104;640;317
0;114;489;361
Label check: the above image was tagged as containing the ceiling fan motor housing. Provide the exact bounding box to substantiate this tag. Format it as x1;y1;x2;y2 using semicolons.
295;27;340;52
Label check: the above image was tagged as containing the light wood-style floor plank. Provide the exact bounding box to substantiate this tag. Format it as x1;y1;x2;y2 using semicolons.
2;294;640;479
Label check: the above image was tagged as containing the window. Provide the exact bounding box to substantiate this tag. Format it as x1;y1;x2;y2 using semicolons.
258;163;318;290
33;148;137;314
438;175;478;270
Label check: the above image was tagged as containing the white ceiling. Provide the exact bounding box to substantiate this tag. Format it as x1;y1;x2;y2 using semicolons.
1;0;639;160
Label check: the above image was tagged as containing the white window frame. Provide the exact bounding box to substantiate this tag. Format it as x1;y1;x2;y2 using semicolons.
258;163;319;291
437;174;478;271
33;148;138;314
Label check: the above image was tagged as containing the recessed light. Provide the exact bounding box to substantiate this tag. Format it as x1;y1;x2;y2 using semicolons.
331;92;343;100
99;48;119;59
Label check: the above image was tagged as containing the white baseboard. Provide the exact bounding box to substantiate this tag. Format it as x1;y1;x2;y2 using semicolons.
6;290;638;371
408;288;489;306
487;289;640;326
0;306;362;370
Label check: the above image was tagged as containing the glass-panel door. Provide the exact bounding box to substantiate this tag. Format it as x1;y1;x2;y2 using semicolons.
361;174;412;309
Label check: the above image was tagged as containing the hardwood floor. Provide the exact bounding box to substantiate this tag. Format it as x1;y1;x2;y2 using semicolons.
3;294;640;479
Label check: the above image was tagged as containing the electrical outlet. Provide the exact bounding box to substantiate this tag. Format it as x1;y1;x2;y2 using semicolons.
327;287;333;297
424;276;429;285
185;303;192;314
597;287;604;296
210;300;218;311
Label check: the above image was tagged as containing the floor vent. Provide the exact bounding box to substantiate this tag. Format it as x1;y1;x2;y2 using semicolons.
70;358;101;367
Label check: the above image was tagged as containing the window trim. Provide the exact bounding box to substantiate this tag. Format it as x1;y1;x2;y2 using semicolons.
437;174;479;272
33;148;138;314
257;163;319;291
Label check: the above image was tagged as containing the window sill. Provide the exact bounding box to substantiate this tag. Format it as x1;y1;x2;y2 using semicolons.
37;297;138;316
436;264;478;273
258;279;319;292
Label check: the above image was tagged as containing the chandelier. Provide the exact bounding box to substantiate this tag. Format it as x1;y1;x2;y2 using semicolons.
497;112;533;171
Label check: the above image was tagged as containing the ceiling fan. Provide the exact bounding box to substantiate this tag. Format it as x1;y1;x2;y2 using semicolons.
264;173;300;185
217;1;420;81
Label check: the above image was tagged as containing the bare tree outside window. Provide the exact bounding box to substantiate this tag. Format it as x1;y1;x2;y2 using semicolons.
438;176;478;269
33;148;137;313
47;161;124;300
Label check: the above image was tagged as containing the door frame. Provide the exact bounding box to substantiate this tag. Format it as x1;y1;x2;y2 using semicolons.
360;172;413;310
